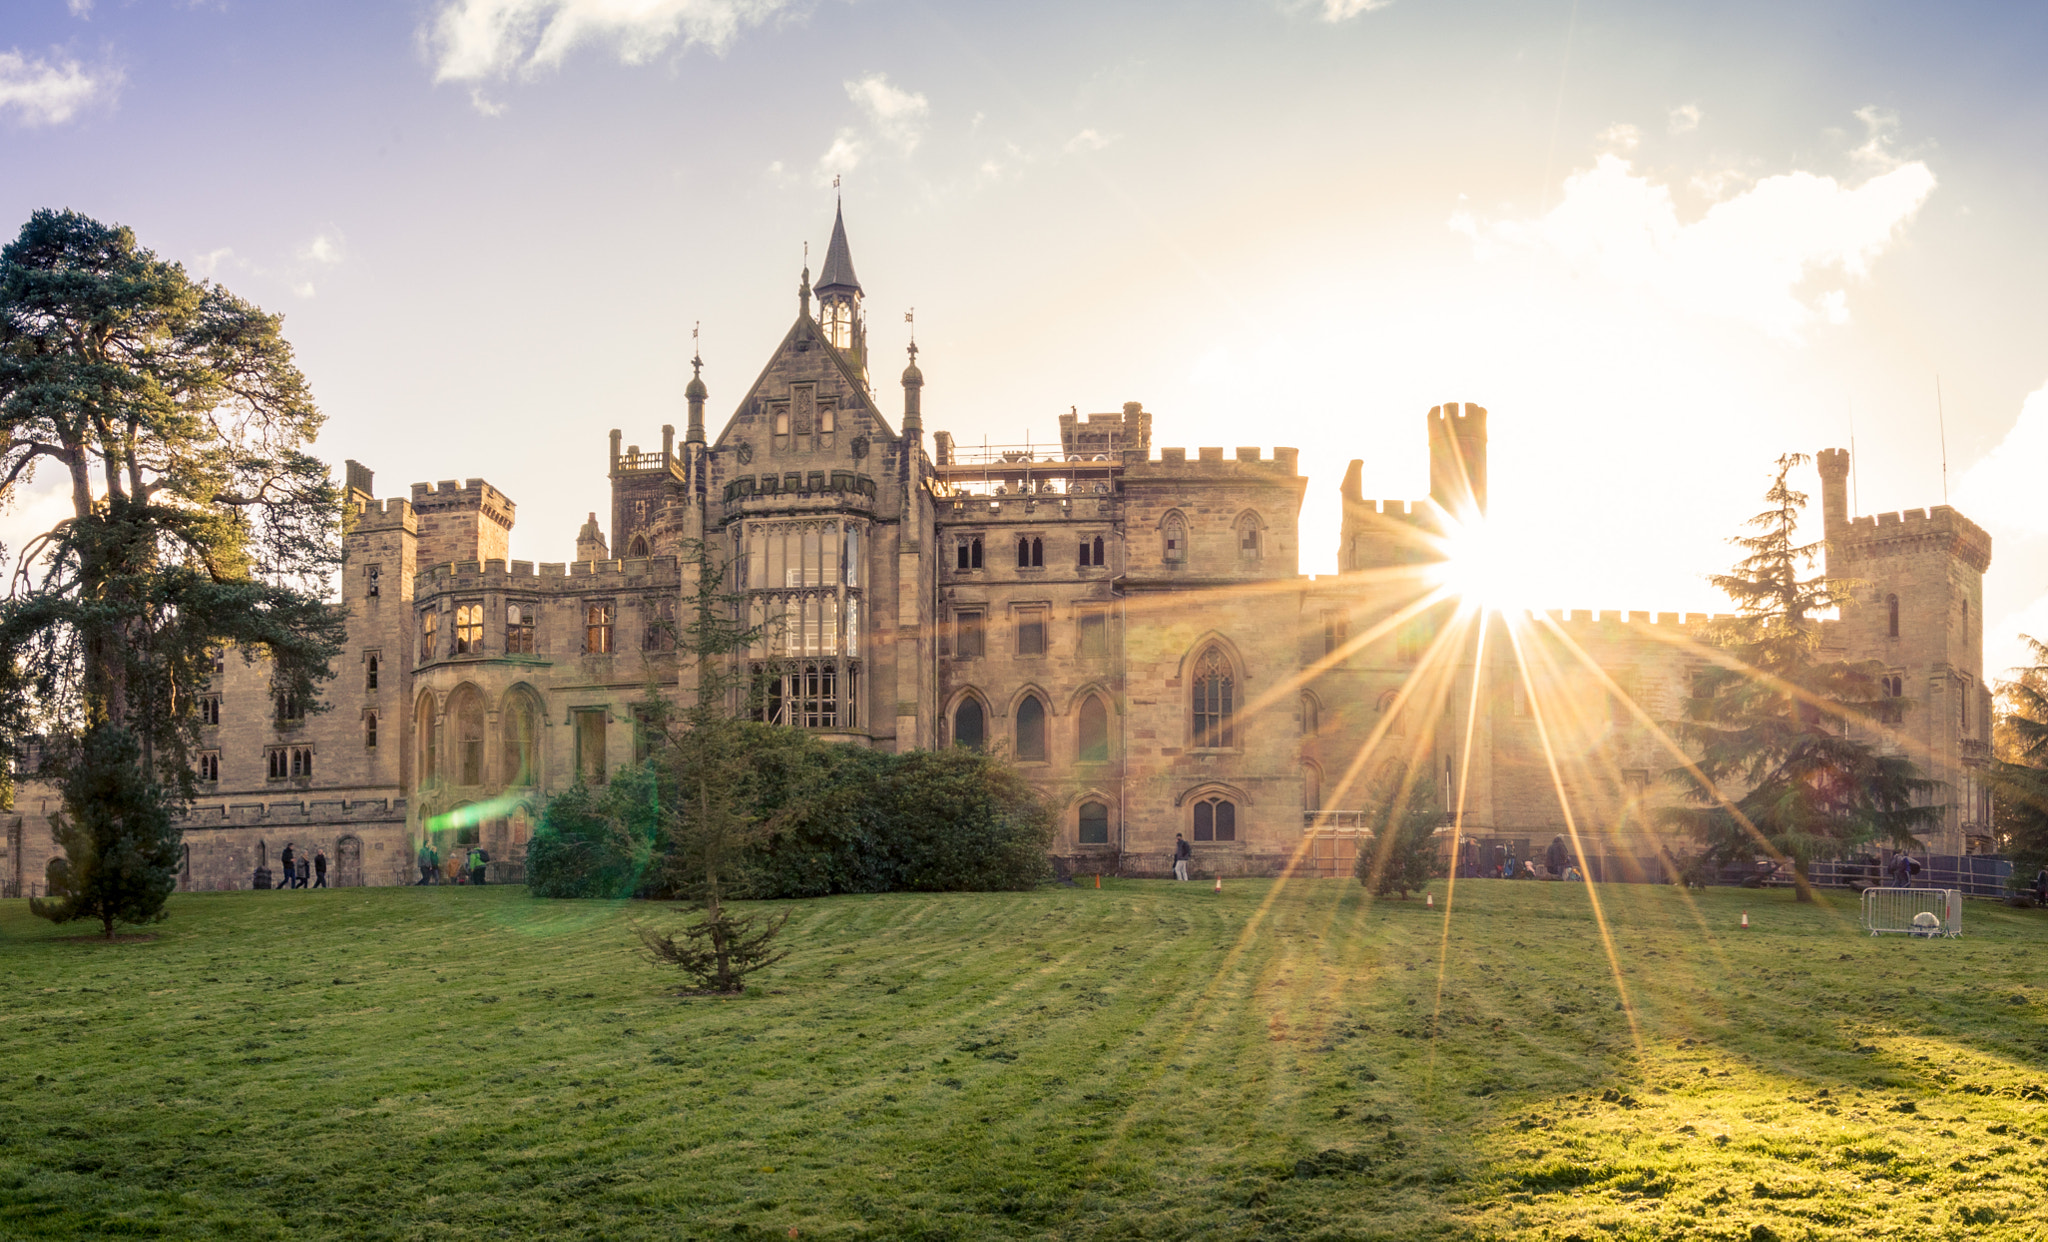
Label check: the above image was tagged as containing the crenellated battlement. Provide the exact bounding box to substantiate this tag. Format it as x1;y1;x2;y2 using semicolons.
723;470;880;504
1532;609;1730;628
410;478;516;528
413;555;679;594
178;797;407;828
352;496;417;532
1836;504;1992;572
1137;446;1300;475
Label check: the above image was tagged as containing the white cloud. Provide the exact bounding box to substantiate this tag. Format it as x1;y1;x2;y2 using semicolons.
1850;104;1904;170
1064;128;1112;153
0;49;119;126
1669;103;1701;135
67;0;93;16
298;232;345;266
1989;593;2048;685
1596;123;1640;153
292;281;317;299
814;129;865;185
1452;148;1936;339
425;0;793;83
1319;0;1392;19
845;72;927;154
468;88;506;117
1959;380;2048;538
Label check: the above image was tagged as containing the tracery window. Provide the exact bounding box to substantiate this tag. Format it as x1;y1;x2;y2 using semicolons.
1162;514;1187;563
957;536;983;571
1192;796;1236;842
455;603;483;655
1016;536;1043;568
365;655;379;690
1077;695;1109;762
504;693;539;786
506;603;536;655
953;698;986;751
585;603;614;655
1237;513;1262;561
1192;646;1235;749
1079;535;1105;568
365;712;378;750
1015;695;1048;762
452;688;485;785
737;518;867;730
420;610;438;661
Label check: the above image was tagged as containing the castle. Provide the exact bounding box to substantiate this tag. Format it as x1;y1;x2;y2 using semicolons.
1;206;1997;892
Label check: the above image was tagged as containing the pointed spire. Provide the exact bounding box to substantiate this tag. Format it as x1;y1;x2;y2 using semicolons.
816;199;861;294
798;241;811;317
685;321;707;444
901;309;923;435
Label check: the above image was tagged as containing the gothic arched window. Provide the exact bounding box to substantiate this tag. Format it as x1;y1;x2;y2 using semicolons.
1377;689;1404;737
1162;514;1187;563
503;692;539;786
954;698;986;751
1192;647;1235;748
1077;695;1109;762
1300;692;1319;737
1236;513;1262;561
1192;795;1236;842
415;693;437;789
1887;593;1899;639
451;687;485;785
628;535;649;558
1078;800;1110;844
1015;695;1048;762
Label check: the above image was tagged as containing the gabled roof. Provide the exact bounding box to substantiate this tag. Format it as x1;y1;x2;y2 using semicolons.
709;308;897;450
815;202;861;294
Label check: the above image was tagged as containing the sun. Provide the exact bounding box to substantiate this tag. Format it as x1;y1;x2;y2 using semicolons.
1429;512;1527;616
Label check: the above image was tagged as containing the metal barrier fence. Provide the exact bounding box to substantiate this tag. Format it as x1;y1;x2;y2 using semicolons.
1862;887;1962;938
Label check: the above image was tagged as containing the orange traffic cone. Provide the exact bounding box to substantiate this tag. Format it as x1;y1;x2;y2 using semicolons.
1094;873;1101;890
1213;876;1222;893
1740;910;1750;929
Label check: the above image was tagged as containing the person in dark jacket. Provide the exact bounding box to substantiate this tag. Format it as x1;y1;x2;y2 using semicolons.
1173;834;1192;882
1892;852;1920;887
312;847;328;889
2034;866;2048;904
278;842;296;890
1492;844;1507;879
1545;835;1569;880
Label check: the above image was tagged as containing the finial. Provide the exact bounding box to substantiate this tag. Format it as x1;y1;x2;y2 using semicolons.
691;320;702;372
905;307;916;352
798;241;811;308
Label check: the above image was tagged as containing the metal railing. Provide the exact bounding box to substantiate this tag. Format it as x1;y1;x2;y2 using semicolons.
1862;887;1962;938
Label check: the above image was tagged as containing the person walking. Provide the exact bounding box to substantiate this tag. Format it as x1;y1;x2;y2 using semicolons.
416;841;434;885
1173;833;1192;882
312;847;328;889
1545;835;1569;881
1503;843;1519;880
296;853;311;889
468;845;489;886
1892;851;1919;887
278;842;296;891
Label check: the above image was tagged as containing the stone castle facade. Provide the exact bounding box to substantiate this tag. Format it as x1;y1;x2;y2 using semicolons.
1;206;1996;893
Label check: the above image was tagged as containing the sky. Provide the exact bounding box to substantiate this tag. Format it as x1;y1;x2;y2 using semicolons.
4;0;2047;678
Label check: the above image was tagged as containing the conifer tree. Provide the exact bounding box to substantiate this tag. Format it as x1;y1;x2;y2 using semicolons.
1660;453;1939;900
639;539;794;993
30;724;180;937
0;209;345;930
1353;759;1441;899
1989;636;2048;890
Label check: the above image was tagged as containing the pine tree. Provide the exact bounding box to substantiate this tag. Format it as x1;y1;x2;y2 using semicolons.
0;210;345;929
640;538;797;993
29;724;180;937
1660;454;1939;900
1353;759;1441;899
1990;636;2048;892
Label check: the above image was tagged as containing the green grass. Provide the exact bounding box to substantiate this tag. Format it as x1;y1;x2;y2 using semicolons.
3;879;2047;1240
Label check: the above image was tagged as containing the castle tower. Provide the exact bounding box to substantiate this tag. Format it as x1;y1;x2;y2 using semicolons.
409;478;515;570
575;512;608;562
1819;446;1994;854
1427;401;1488;519
814;200;865;385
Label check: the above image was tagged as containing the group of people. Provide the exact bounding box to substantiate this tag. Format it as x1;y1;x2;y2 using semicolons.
270;842;328;889
415;840;491;887
1456;835;1583;882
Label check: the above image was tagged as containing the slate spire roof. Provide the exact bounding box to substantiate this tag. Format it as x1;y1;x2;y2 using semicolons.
815;200;861;294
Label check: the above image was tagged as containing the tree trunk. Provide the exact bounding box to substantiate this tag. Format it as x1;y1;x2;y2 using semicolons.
1792;858;1815;903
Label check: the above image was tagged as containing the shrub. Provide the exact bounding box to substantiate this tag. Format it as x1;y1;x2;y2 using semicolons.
524;768;660;899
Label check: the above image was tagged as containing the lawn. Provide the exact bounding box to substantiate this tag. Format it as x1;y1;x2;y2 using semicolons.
2;877;2046;1241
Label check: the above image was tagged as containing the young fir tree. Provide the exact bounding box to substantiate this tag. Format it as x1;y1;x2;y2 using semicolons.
636;539;795;994
1660;453;1939;900
1353;759;1441;899
30;725;180;937
0;210;345;932
1989;636;2048;894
